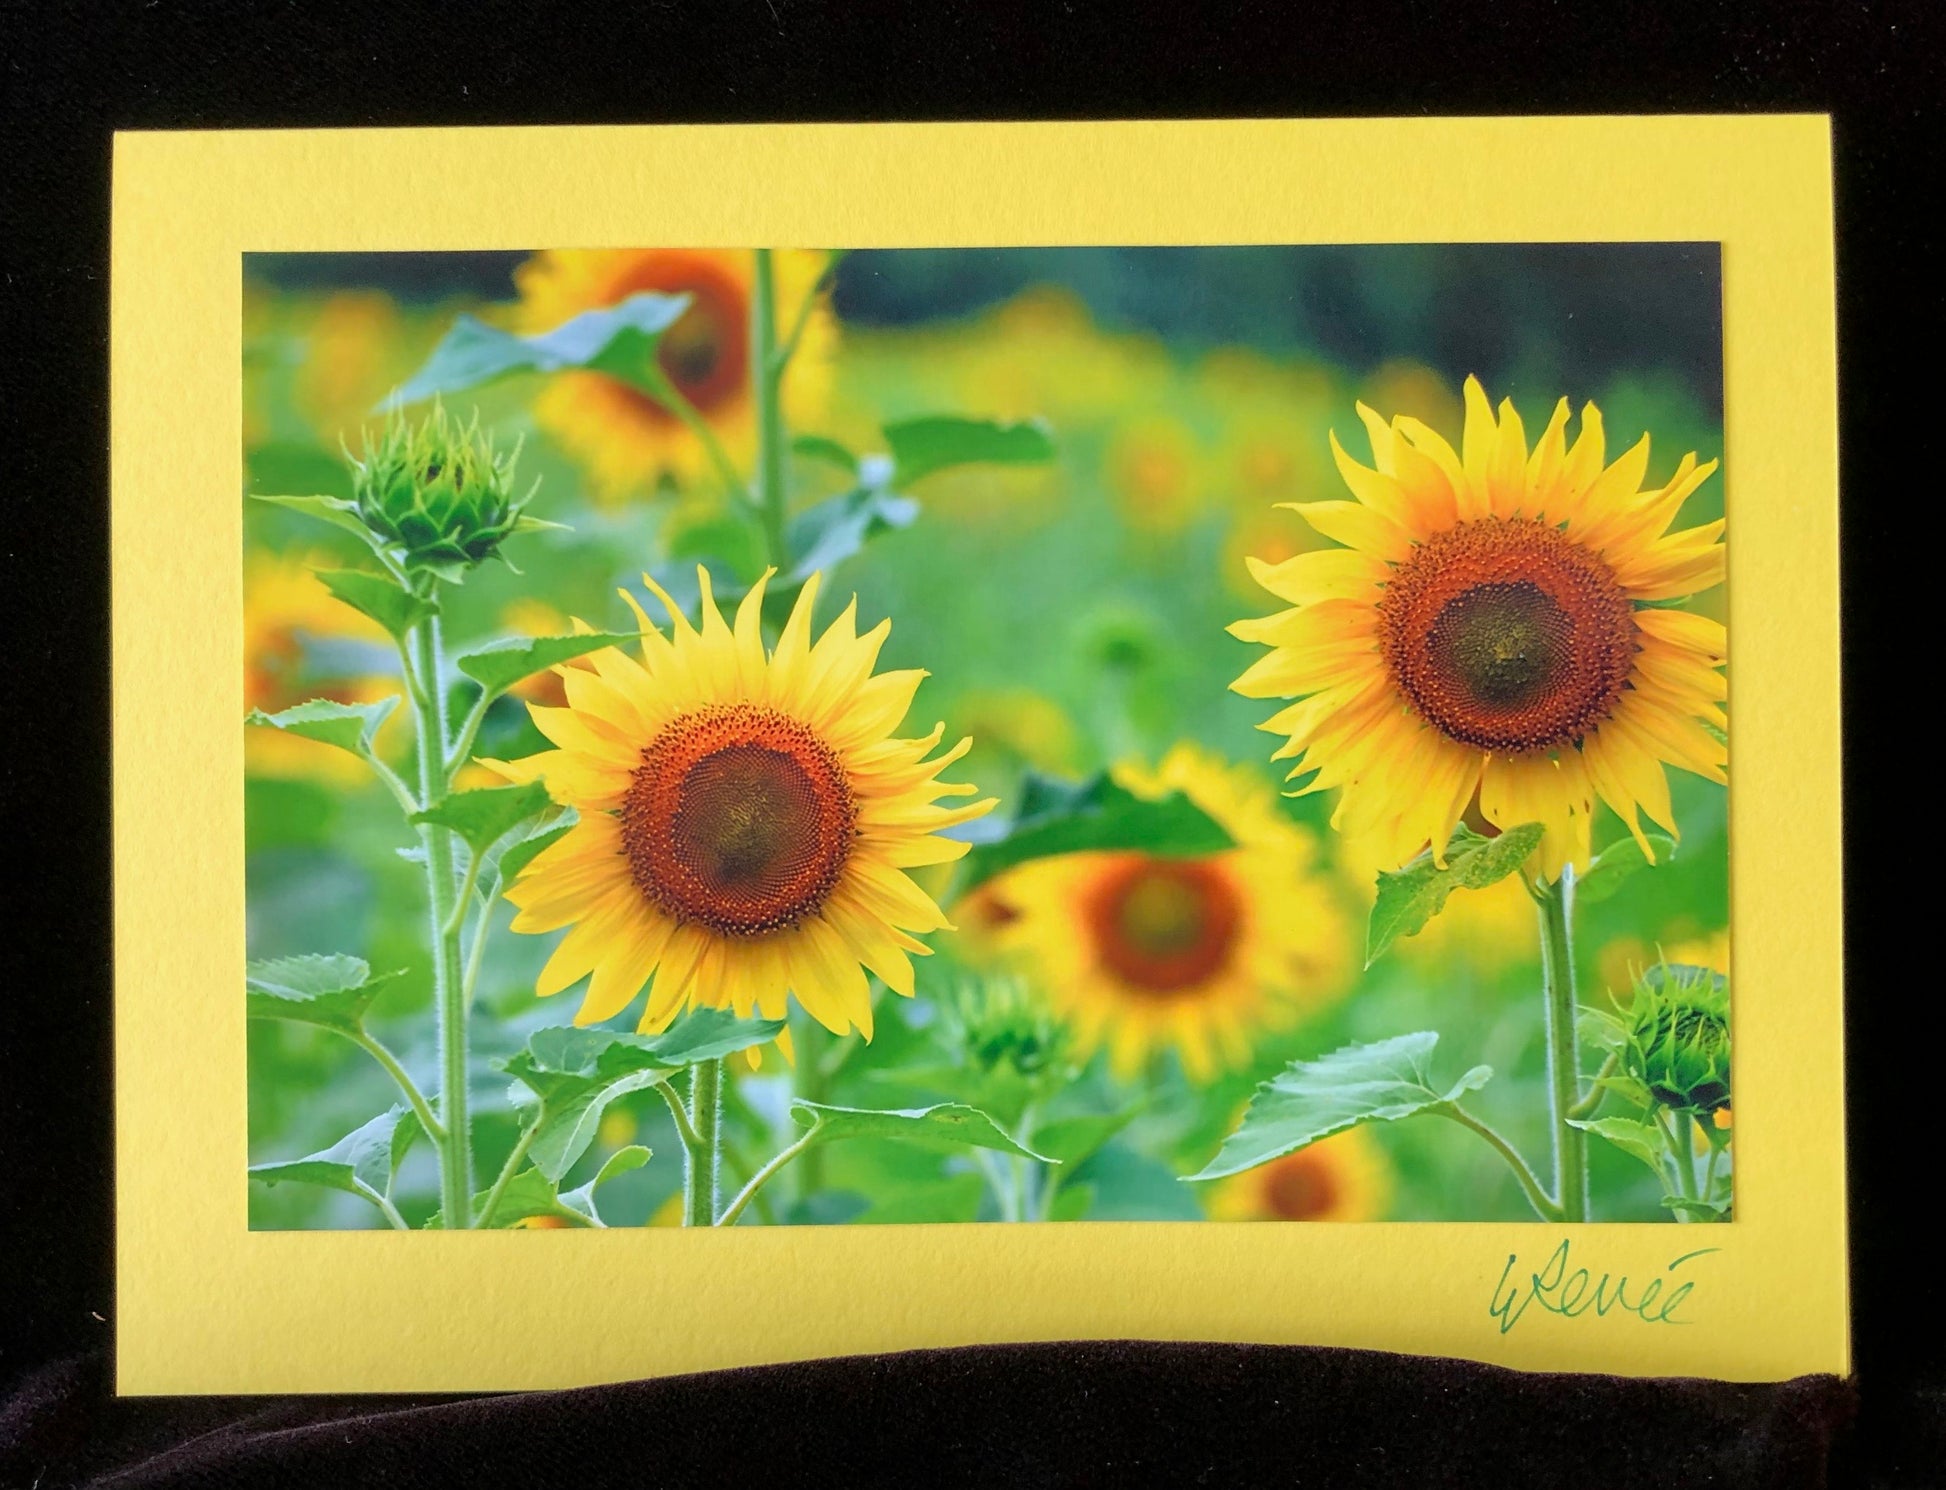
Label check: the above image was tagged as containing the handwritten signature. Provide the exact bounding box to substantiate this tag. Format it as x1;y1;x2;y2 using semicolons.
1489;1239;1719;1335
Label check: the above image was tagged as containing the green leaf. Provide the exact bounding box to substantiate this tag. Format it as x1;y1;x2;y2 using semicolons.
434;1169;595;1229
956;769;1234;893
316;567;435;642
1575;833;1678;906
1576;1004;1631;1058
388;1107;425;1190
503;1011;783;1182
1365;822;1545;966
386;293;693;408
492;808;579;886
883;415;1055;486
1593;1071;1655;1109
560;1144;653;1224
250;1107;410;1203
782;485;920;584
411;780;554;857
792;433;859;472
245;953;403;1033
666;506;767;583
1187;1032;1492;1182
248;492;378;547
1568;1116;1668;1177
789;1100;1055;1162
246;696;400;759
1662;1196;1731;1221
455;632;641;700
1031;1109;1141;1168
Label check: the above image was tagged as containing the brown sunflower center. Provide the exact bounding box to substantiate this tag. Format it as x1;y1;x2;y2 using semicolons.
607;254;750;419
621;704;855;937
1087;857;1242;996
1262;1150;1339;1221
1379;518;1636;752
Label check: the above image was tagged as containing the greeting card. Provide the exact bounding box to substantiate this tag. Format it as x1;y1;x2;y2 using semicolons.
113;117;1845;1392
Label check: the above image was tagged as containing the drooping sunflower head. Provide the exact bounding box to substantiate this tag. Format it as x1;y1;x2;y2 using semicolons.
1231;377;1727;880
490;568;994;1040
513;248;836;500
979;743;1353;1080
1204;1126;1392;1223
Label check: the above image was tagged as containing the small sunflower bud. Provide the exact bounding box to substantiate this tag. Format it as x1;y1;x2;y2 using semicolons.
943;976;1068;1080
1622;964;1731;1114
351;404;533;576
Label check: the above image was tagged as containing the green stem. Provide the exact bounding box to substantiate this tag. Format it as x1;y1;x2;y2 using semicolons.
716;1126;820;1228
444;851;483;941
460;884;493;1012
721;1132;780;1226
653;1078;705;1153
476;1122;540;1229
771;250;841;374
1537;869;1589;1223
683;1058;723;1227
973;1148;1019;1222
636;365;748;507
410;610;473;1228
1700;1125;1725;1204
354;1180;410;1231
443;691;494;779
751;248;789;569
1566;1052;1616;1122
1657;1109;1697;1218
359;746;420;814
344;1027;444;1144
1437;1105;1564;1222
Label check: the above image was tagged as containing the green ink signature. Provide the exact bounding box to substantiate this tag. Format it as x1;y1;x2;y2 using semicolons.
1490;1239;1719;1335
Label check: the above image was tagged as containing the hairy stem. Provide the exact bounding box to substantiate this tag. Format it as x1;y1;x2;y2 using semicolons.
411;609;473;1227
1537;870;1589;1223
354;1180;410;1232
1436;1105;1565;1222
344;1027;444;1144
475;1122;540;1229
716;1125;820;1228
683;1058;723;1227
1566;1052;1617;1122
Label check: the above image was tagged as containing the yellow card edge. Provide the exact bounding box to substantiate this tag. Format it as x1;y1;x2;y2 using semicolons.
111;117;1845;1393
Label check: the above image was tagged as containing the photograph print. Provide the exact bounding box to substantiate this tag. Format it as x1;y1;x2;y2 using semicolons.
242;243;1731;1233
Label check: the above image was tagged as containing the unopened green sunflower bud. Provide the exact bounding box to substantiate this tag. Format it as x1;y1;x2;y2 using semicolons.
351;404;535;576
1622;964;1731;1114
943;976;1067;1080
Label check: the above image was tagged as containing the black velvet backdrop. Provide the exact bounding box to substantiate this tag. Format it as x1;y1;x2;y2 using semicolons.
2;2;1937;1485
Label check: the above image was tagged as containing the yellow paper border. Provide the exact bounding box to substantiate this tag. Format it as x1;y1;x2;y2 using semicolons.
113;117;1844;1393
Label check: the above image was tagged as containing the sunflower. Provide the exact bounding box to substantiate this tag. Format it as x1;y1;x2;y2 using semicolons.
1104;411;1208;535
243;550;396;784
513;249;836;500
983;744;1352;1080
1204;1126;1392;1222
294;290;405;443
1232;377;1726;880
489;569;994;1042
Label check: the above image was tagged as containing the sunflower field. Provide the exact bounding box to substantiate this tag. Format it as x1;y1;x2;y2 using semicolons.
244;246;1730;1231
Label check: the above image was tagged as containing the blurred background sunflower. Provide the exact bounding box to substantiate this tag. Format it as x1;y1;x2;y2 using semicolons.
976;744;1353;1079
514;248;836;501
245;244;1727;1228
